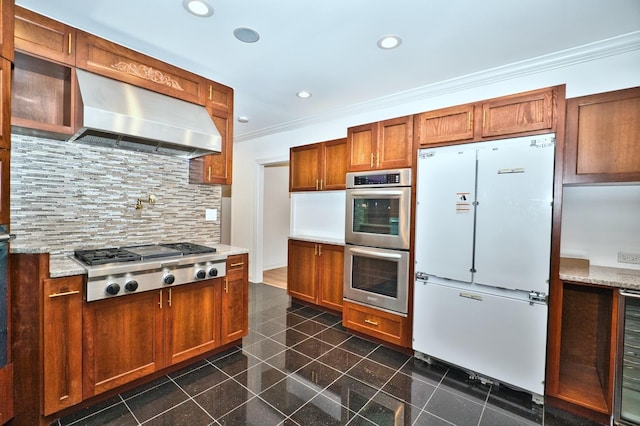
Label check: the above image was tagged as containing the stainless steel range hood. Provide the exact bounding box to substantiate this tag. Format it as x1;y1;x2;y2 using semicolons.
69;69;222;158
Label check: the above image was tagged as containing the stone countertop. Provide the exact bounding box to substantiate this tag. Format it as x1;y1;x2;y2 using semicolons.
13;244;250;279
289;235;345;246
559;263;640;291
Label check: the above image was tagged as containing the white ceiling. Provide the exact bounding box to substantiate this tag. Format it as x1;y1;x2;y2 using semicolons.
14;0;640;142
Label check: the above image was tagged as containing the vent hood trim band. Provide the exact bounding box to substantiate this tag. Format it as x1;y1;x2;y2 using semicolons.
70;69;222;158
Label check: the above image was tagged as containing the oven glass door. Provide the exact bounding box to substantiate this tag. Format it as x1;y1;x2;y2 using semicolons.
346;187;411;250
344;245;409;315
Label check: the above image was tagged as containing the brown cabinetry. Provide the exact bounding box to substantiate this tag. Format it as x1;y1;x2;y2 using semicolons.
76;31;208;105
15;6;75;66
189;104;235;185
82;290;162;398
347;116;413;172
43;276;82;415
289;138;347;191
416;86;562;147
564;87;640;184
0;0;13;62
546;281;617;423
287;239;344;311
342;300;409;347
221;254;249;344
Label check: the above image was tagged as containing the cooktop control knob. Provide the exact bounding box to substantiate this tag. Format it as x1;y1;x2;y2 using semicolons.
196;269;206;279
125;280;139;292
106;283;121;295
164;274;175;285
208;267;218;277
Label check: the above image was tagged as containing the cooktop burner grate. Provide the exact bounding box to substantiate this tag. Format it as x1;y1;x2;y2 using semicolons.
160;242;217;255
74;248;141;266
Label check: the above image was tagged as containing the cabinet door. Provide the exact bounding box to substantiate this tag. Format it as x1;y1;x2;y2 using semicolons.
76;31;207;105
221;254;249;344
166;281;220;365
43;276;82;415
416;104;474;146
347;122;377;172
287;240;318;304
290;143;322;191
321;138;347;190
83;291;163;398
14;6;75;65
480;87;554;138
377;115;414;169
0;57;9;151
342;300;409;347
317;244;344;311
564;87;640;184
0;0;14;61
188;108;233;185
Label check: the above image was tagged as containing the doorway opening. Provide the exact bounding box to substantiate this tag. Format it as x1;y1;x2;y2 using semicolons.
261;161;290;289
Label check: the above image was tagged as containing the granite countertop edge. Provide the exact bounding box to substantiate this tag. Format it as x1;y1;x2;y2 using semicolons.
11;244;250;279
559;264;640;291
289;235;345;246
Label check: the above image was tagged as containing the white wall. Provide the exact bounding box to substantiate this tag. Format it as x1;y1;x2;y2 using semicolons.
232;37;640;282
262;164;290;270
561;185;640;270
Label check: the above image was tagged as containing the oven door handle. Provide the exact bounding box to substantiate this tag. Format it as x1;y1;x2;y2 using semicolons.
348;190;404;197
620;289;640;299
349;248;402;260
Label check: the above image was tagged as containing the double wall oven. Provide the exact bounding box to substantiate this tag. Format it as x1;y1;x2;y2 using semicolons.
344;169;411;315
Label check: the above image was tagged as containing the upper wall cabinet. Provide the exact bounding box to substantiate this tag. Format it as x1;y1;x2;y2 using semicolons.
15;6;75;65
290;138;347;191
564;86;640;184
416;86;562;147
76;31;208;105
0;0;14;61
347;115;413;172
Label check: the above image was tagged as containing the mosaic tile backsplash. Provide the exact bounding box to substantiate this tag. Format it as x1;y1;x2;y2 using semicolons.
10;134;221;256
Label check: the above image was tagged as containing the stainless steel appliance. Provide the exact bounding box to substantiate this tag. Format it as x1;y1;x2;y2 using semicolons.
345;169;411;250
343;245;410;314
0;226;10;367
344;168;411;315
72;242;226;302
615;289;640;426
413;134;555;400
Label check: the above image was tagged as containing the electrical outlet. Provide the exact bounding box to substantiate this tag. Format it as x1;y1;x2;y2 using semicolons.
618;251;640;264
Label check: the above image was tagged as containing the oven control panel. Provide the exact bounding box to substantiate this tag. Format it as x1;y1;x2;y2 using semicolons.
86;260;227;301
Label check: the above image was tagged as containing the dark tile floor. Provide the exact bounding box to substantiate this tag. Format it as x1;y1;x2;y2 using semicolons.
53;282;602;426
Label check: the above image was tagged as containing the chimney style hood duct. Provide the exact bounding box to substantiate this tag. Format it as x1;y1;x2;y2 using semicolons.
70;69;222;158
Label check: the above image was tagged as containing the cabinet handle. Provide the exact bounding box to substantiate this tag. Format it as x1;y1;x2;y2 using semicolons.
376;153;380;168
315;179;319;190
168;289;172;307
159;290;163;309
230;262;244;267
364;319;379;326
318;245;322;256
224;277;229;293
68;33;72;55
370;153;374;168
314;244;318;256
467;111;472;130
482;109;486;128
207;166;212;181
319;179;324;190
48;290;79;298
208;85;213;101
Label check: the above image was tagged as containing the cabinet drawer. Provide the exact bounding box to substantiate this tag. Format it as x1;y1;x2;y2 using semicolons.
227;254;247;273
342;300;408;347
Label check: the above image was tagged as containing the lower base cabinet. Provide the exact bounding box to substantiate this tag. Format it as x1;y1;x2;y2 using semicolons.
546;280;617;423
287;239;343;311
342;300;409;347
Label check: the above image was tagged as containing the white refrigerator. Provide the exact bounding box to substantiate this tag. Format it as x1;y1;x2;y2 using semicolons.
412;133;555;399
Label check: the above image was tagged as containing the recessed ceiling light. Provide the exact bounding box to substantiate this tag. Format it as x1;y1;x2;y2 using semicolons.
233;27;260;43
182;0;214;17
296;90;312;99
377;35;402;49
237;116;249;123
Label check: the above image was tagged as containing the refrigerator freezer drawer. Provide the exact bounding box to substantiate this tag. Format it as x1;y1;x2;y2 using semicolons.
413;281;547;396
